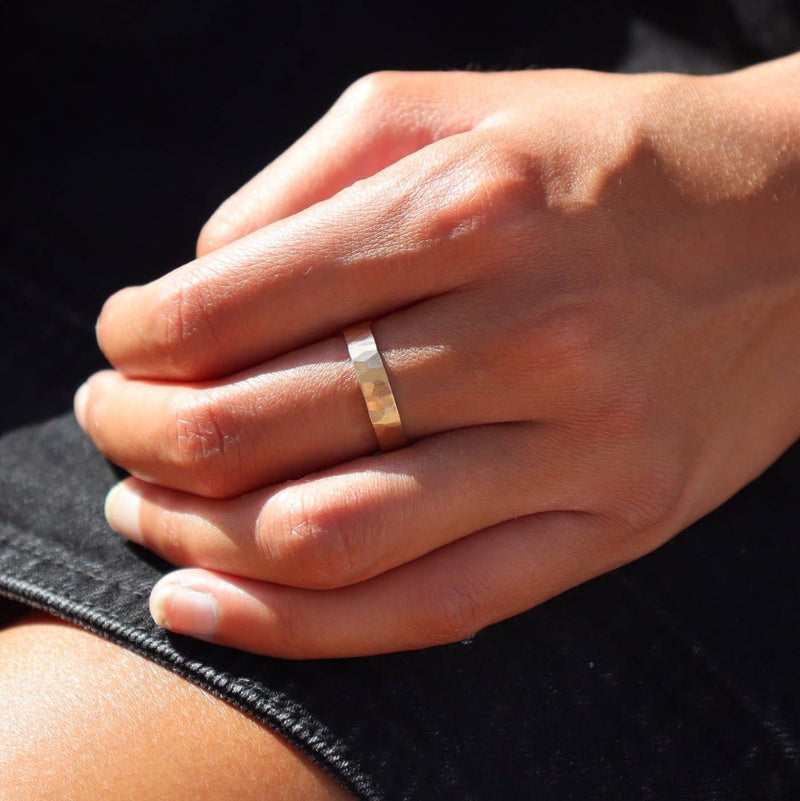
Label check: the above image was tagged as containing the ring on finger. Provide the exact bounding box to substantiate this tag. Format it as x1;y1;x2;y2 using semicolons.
344;321;408;452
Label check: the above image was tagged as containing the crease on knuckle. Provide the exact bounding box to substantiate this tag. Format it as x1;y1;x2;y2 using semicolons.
422;140;543;247
418;579;484;646
262;487;358;590
474;140;544;212
158;518;193;567
168;392;241;496
158;279;218;375
475;302;605;395
599;455;689;556
257;589;307;660
534;304;607;380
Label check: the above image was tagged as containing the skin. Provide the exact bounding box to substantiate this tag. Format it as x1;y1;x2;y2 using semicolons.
0;613;353;800
70;56;800;659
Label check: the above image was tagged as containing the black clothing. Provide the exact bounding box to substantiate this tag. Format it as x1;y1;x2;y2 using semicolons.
2;416;799;799
2;2;799;798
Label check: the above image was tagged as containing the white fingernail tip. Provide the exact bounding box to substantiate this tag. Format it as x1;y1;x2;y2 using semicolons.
74;383;89;431
150;584;218;637
150;583;171;629
105;482;143;543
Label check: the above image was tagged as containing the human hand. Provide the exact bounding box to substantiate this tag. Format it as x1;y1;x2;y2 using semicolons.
76;59;800;658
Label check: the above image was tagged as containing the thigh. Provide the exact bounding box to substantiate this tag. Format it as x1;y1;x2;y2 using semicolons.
0;613;353;801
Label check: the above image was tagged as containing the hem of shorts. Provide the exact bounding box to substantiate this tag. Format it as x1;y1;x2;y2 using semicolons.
0;520;380;801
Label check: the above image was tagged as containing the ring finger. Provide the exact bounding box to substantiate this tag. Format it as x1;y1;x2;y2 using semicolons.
76;287;569;498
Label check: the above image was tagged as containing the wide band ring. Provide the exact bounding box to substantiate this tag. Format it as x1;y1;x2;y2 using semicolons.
343;321;408;453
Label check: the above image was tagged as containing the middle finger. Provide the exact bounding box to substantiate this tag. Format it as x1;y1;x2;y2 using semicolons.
77;289;572;498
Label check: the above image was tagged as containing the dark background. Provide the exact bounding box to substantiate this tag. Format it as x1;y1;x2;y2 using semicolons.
2;0;798;433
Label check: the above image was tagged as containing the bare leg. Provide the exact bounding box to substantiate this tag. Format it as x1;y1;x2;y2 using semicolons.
0;613;354;801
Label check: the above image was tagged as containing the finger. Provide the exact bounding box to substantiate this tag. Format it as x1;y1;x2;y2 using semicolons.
97;127;532;381
78;335;373;497
81;283;582;497
146;511;640;659
196;71;483;256
105;423;583;589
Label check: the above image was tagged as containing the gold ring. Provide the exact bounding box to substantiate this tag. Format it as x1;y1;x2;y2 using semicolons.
343;321;408;452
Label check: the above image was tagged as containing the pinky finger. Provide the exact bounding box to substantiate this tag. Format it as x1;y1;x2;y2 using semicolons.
148;511;648;659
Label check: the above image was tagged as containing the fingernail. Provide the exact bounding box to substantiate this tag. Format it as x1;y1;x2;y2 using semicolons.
74;382;89;431
150;584;218;637
105;482;142;543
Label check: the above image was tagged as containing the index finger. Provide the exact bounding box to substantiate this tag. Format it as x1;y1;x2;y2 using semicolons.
96;130;530;381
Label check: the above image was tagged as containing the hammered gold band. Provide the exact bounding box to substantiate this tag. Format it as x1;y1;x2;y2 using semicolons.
343;321;408;452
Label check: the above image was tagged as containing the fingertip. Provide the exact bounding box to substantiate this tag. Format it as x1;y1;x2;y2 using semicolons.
149;581;171;629
74;371;116;438
105;479;143;544
95;285;145;367
150;578;219;638
95;288;124;361
73;382;89;432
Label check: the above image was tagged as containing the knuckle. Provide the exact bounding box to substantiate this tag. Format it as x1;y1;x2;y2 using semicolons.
600;452;689;548
600;380;653;439
580;360;662;449
156;278;218;377
337;71;401;117
473;141;543;210
534;305;605;377
196;212;235;257
258;590;307;660
423;140;543;245
476;301;603;389
167;393;241;496
628;458;688;535
417;579;484;645
158;520;194;567
261;487;360;589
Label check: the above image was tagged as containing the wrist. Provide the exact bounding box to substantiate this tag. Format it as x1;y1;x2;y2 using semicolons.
633;60;800;285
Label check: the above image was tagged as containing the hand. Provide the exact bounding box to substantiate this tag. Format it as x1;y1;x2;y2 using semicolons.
76;59;800;658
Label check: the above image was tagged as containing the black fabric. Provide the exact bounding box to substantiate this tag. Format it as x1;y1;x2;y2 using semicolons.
2;2;799;799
